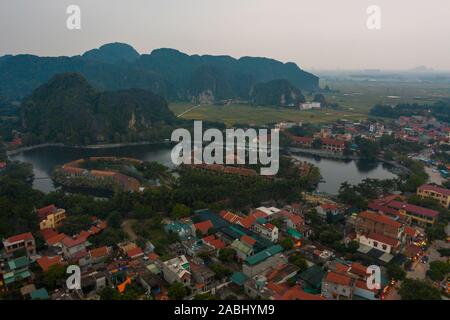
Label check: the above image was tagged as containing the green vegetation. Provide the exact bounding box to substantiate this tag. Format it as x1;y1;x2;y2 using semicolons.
168;282;188;300
21;73;176;146
399;279;442;300
370;101;450;123
169;103;366;127
320;79;450;114
251;79;305;107
427;261;450;282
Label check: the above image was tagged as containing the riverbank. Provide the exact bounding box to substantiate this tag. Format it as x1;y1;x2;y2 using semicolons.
6;140;172;157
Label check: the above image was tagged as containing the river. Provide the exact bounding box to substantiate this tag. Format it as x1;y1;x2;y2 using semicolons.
10;145;396;195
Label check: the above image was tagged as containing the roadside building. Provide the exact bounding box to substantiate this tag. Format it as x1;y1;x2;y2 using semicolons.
417;184;450;208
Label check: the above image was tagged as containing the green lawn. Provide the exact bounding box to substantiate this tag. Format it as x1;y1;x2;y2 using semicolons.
169;102;367;127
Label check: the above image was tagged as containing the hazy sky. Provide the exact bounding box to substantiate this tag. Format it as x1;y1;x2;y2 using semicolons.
1;0;450;70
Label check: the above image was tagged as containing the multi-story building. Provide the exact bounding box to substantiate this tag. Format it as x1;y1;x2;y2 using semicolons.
321;138;345;153
162;255;191;285
354;211;403;253
37;204;66;230
2;232;36;257
417;184;450;208
61;236;88;260
252;221;278;242
355;211;403;240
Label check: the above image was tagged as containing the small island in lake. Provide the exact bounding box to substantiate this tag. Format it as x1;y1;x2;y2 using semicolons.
52;157;149;194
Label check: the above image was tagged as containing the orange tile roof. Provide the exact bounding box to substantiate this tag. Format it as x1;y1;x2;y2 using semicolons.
325;272;352;286
61;236;87;248
46;233;67;246
36;256;63;271
335;263;350;274
359;211;402;229
194;220;213;234
368;233;399;247
127;247;144;259
241;235;257;247
280;285;326;300
147;252;160;261
350;262;368;278
4;232;34;244
90;246;110;259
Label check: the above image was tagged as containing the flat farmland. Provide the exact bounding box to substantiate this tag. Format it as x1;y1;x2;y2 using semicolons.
169;102;367;127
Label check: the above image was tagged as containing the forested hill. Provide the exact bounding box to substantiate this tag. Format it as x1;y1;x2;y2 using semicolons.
21;73;175;145
0;42;319;103
251;79;306;107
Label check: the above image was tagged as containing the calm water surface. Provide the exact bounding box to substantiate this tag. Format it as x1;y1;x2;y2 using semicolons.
10;145;396;195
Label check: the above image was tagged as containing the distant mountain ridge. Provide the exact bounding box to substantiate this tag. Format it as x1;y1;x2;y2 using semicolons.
0;43;319;104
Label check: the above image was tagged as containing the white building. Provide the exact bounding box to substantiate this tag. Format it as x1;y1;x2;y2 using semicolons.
300;102;321;110
162;255;191;285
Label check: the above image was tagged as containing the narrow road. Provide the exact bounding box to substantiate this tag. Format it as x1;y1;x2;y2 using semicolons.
177;104;201;118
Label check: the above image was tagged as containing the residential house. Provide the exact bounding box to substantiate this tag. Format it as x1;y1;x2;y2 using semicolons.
162;255;191;285
36;256;64;272
61;236;88;261
355;211;403;243
191;262;215;292
242;245;285;277
252;220;278;243
231;239;254;260
2;256;32;287
321;271;354;300
2;232;36;258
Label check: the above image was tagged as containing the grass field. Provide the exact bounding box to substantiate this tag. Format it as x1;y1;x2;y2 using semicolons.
169;103;367;126
319;79;450;114
169;79;450;126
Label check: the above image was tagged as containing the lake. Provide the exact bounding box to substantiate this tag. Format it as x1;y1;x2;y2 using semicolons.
9;145;396;195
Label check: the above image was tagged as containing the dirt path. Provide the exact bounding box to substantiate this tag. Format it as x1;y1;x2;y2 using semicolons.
121;219;138;241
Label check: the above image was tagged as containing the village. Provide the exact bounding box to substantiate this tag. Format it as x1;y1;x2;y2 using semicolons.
1;112;449;300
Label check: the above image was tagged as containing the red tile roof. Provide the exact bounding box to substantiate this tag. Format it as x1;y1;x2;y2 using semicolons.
46;233;67;246
240;235;257;247
202;235;226;249
147;252;160;261
350;262;368;278
61;236;87;248
37;204;57;221
325;272;352;286
36;256;63;271
127;247;144;259
4;232;34;244
358;211;402;229
388;200;439;218
405;226;418;237
368;233;399;247
238;215;256;229
322;138;345;147
90;246;110;259
280;285;326;300
194;220;213;234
